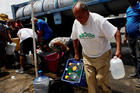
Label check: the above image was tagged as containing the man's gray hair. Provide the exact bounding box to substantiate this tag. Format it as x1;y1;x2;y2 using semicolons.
72;1;88;11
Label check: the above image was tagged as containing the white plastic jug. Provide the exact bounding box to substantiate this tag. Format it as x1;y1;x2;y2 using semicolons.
5;42;16;55
110;57;125;79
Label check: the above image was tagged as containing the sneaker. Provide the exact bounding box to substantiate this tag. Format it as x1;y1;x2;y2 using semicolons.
128;73;137;79
15;69;24;74
135;79;140;88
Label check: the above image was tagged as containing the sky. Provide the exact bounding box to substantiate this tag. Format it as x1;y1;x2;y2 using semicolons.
0;0;29;19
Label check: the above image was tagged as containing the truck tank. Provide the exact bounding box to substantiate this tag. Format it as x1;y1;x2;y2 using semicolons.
12;0;129;23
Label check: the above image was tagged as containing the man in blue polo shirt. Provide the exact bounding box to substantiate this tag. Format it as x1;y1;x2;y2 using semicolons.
124;0;140;88
34;18;53;52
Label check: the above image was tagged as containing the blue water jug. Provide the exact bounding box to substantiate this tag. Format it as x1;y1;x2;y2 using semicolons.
33;70;50;93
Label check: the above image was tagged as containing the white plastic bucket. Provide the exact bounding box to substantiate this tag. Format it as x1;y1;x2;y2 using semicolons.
43;0;55;12
110;57;125;79
5;42;16;55
26;51;34;65
26;55;33;65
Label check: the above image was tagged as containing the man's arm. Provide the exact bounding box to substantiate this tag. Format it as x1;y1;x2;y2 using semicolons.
73;39;80;60
114;29;122;58
17;33;21;39
54;41;69;51
38;30;43;49
7;29;13;42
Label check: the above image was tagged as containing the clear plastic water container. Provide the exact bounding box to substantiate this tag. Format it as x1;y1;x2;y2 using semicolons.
26;51;34;65
33;70;50;93
110;57;125;79
5;42;16;55
70;72;79;81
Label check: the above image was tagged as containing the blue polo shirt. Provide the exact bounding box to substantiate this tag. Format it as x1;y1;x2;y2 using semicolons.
126;2;140;37
37;19;53;40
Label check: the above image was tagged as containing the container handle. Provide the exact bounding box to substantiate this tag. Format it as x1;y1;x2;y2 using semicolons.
113;56;117;59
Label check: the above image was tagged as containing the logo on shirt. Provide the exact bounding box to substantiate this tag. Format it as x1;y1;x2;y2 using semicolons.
79;32;95;39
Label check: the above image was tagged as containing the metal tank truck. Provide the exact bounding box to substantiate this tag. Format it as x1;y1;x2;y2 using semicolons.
11;0;129;36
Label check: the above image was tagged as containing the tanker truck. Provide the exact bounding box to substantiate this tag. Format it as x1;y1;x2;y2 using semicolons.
11;0;129;36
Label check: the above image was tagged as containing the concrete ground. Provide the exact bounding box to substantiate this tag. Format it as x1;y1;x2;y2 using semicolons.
0;26;140;93
0;43;140;93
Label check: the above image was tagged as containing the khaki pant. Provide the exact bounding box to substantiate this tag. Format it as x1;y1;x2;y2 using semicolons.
83;50;112;93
